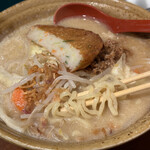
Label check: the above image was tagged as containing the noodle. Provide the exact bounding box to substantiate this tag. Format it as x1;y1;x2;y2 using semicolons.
0;43;135;142
90;67;112;82
1;51;129;124
33;55;43;68
44;73;127;119
54;75;91;84
2;73;37;94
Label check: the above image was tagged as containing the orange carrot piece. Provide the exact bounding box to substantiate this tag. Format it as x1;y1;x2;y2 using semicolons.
52;49;56;53
133;68;141;74
39;39;43;42
11;88;26;111
60;47;63;51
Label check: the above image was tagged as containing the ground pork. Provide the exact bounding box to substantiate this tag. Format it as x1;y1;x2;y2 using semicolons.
85;40;129;74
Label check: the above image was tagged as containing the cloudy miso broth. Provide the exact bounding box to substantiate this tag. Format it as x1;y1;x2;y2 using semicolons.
0;16;150;142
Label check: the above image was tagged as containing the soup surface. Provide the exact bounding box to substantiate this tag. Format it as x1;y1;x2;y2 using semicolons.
0;16;150;142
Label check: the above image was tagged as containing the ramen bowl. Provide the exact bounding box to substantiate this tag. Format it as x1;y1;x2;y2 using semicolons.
0;0;150;149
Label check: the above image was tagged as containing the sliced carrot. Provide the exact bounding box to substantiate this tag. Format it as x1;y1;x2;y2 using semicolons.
52;49;56;53
39;39;43;42
60;47;63;51
11;88;26;111
133;68;141;74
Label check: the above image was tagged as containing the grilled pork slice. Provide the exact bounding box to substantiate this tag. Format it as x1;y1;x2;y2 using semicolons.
27;25;103;71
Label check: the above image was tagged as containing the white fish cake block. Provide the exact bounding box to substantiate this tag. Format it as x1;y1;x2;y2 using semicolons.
27;25;103;72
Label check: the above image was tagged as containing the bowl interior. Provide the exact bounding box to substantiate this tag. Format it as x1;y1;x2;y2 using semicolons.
0;0;150;149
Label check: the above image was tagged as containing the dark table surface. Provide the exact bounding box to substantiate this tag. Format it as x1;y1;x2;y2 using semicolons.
0;0;150;149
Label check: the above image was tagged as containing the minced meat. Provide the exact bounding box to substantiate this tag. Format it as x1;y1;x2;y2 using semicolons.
85;40;129;74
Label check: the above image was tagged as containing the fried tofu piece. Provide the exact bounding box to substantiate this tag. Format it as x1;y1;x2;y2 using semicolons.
27;25;103;71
